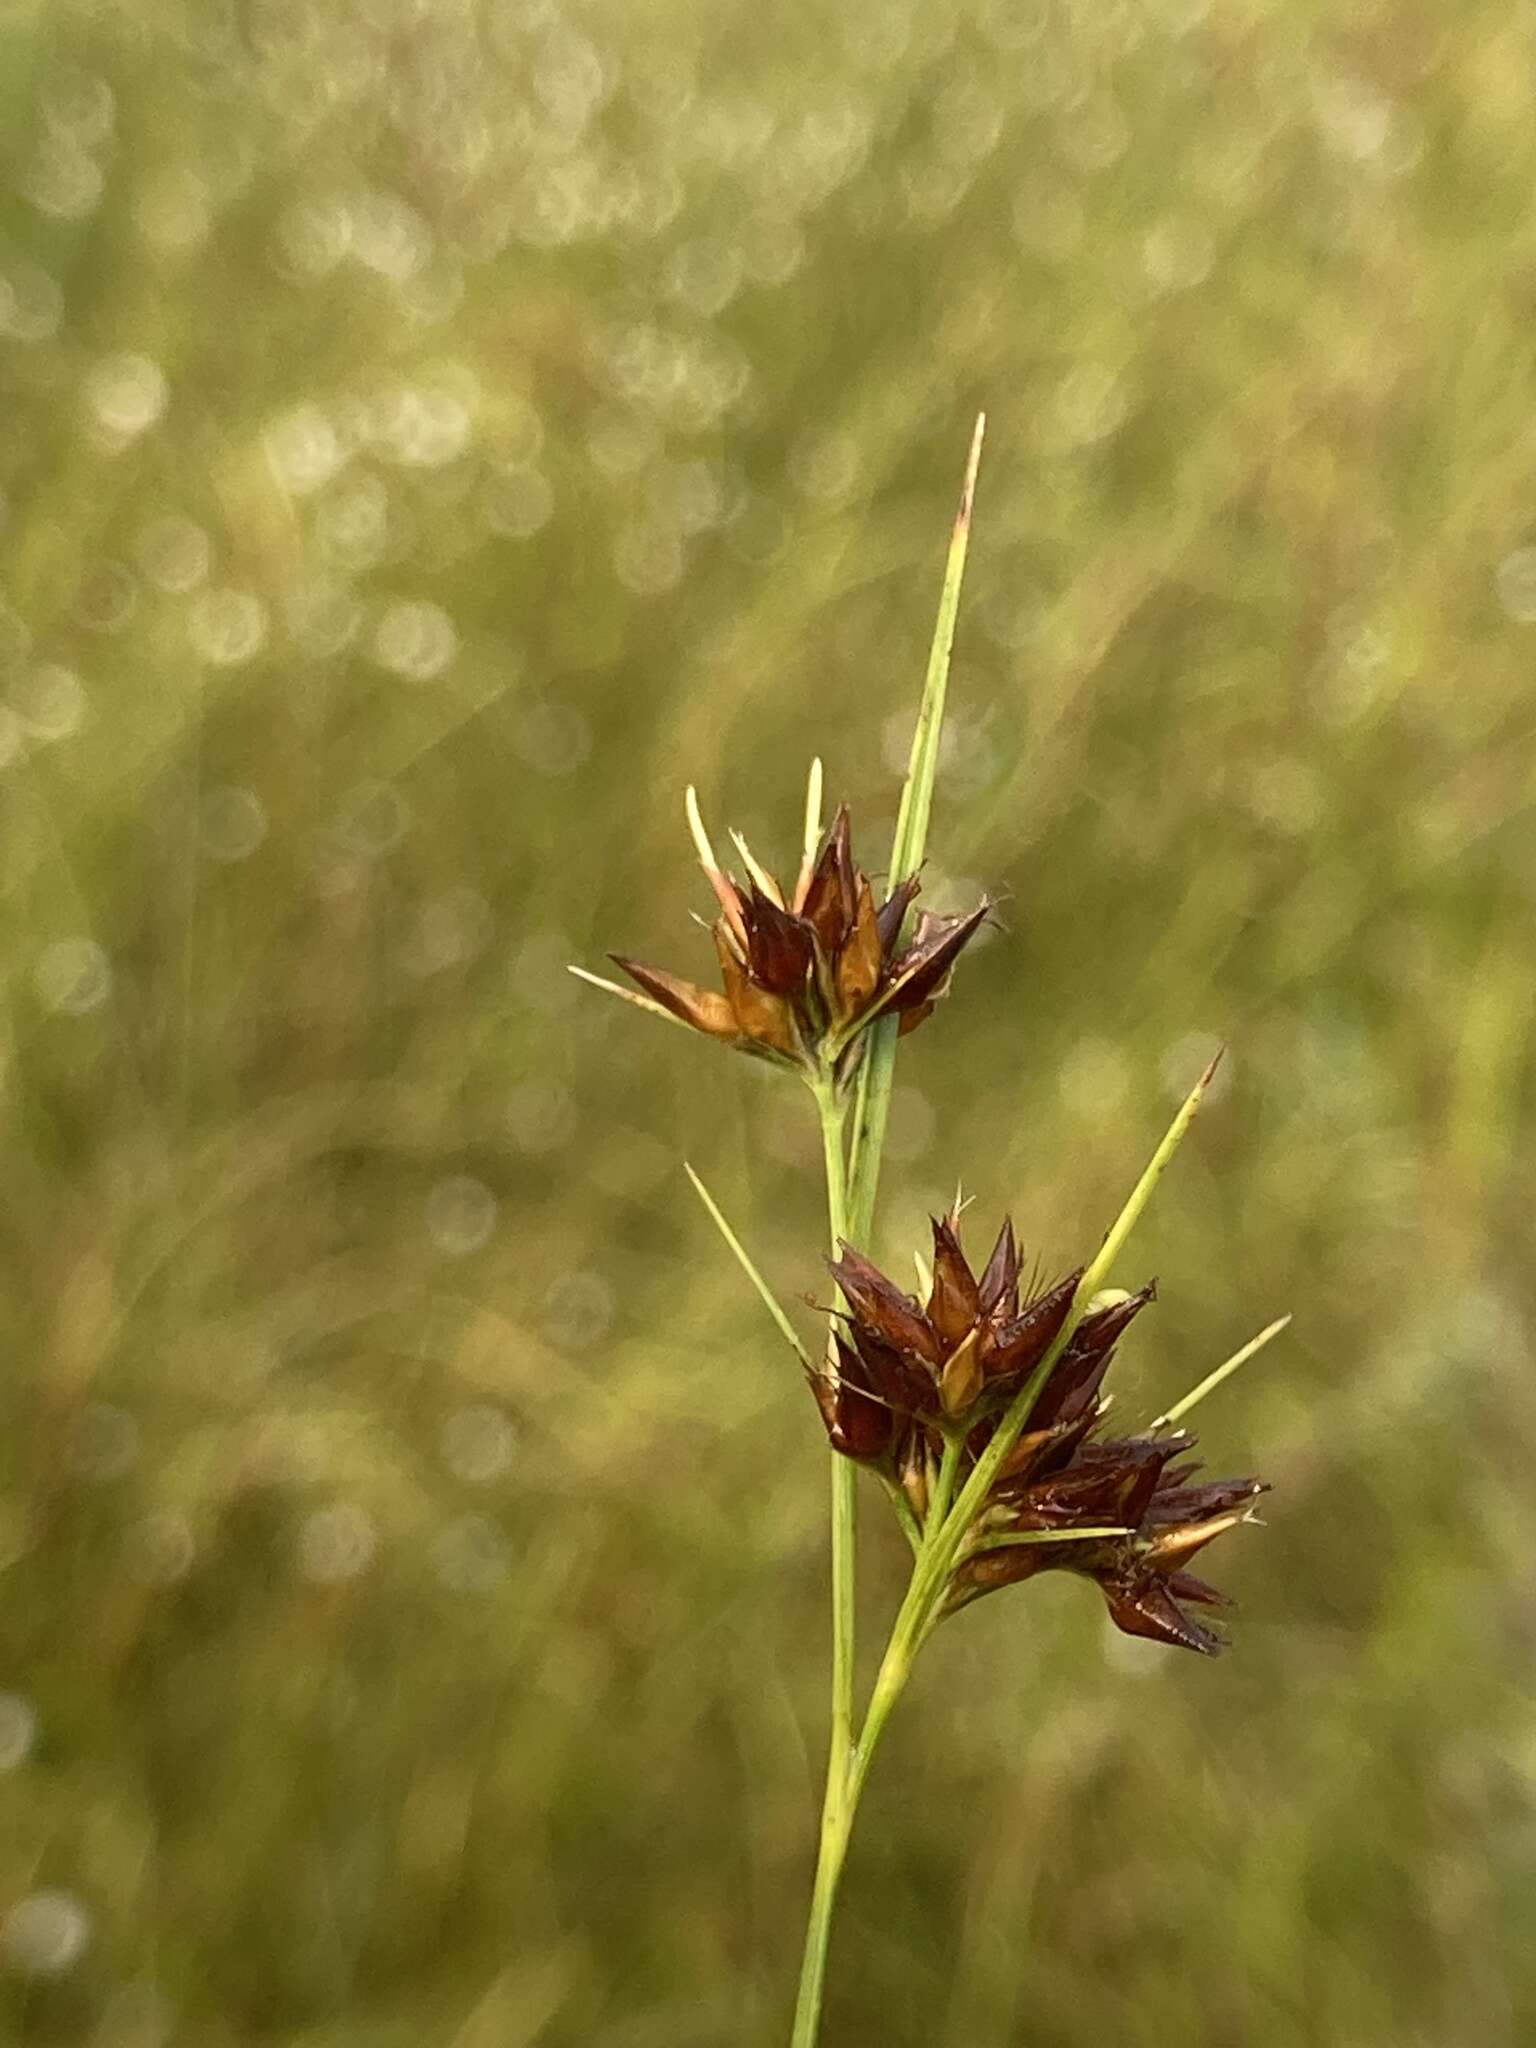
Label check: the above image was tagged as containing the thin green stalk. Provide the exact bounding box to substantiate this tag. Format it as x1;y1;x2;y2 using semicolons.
813;1076;857;1761
791;1074;859;2048
684;1163;814;1369
964;1525;1133;1555
790;1405;965;2046
880;1478;923;1557
843;1457;966;1820
927;1430;964;1535
1151;1312;1291;1429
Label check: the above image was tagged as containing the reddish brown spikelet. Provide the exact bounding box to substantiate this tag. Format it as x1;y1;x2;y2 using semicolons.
593;798;987;1068
610;955;738;1038
813;1340;893;1461
880;901;992;1015
743;888;816;994
986;1270;1082;1384
816;1209;1268;1656
711;926;799;1054
829;1243;942;1365
875;873;922;956
1025;1282;1155;1430
834;876;883;1018
927;1215;981;1347
801;805;858;953
976;1217;1019;1317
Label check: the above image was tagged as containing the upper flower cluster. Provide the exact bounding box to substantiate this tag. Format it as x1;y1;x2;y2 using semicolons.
817;1210;1265;1654
609;791;989;1071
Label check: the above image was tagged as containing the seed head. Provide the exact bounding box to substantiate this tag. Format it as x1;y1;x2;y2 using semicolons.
816;1208;1267;1654
591;780;989;1071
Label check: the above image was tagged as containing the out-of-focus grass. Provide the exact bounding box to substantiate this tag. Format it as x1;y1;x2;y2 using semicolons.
0;0;1532;2042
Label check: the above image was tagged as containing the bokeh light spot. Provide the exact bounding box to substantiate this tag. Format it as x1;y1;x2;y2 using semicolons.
84;353;169;443
0;1892;92;1977
425;1175;498;1256
295;1503;377;1583
187;588;267;666
372;598;459;680
136;515;212;593
439;1404;519;1484
14;665;87;741
199;785;269;862
35;939;111;1016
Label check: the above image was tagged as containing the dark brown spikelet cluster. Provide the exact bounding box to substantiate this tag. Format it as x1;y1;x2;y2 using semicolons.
817;1213;1266;1655
611;803;989;1069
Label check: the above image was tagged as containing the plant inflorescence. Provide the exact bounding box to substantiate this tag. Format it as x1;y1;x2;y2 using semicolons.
574;418;1278;2048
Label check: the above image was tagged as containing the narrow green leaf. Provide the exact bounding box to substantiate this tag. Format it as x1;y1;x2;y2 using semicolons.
1007;1053;1227;1433
1076;1049;1224;1307
888;411;988;891
684;1162;812;1369
1151;1313;1291;1430
847;416;987;1244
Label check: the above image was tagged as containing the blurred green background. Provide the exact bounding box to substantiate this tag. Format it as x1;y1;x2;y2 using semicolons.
1;0;1533;2041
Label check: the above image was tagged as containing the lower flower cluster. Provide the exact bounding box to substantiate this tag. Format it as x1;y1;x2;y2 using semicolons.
816;1211;1266;1654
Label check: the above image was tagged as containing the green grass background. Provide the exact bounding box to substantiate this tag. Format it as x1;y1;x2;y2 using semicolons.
0;0;1532;2041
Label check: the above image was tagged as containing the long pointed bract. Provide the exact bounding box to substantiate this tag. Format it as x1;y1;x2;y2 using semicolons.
947;1054;1227;1550
888;411;987;893
1076;1048;1224;1305
565;963;693;1028
847;415;986;1242
1152;1313;1291;1430
684;1163;812;1369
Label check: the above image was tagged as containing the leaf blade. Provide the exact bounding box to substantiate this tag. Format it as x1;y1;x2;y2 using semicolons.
684;1162;812;1370
847;416;987;1243
1151;1313;1291;1430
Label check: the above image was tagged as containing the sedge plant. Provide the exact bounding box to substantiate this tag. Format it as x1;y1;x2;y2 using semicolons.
573;418;1278;2047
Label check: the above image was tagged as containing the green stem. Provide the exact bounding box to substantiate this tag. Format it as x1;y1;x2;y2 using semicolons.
816;1083;857;1771
845;1017;897;1245
880;1475;923;1557
791;1074;859;2048
789;1759;857;2048
816;1467;953;1918
790;1430;949;2046
927;1430;963;1535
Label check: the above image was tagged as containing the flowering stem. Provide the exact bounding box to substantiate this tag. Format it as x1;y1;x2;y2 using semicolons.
791;424;987;2047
